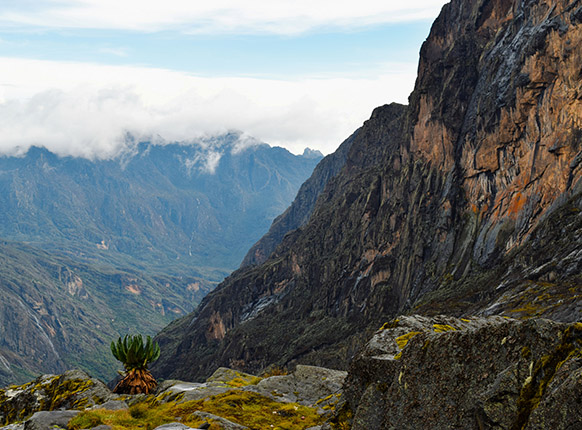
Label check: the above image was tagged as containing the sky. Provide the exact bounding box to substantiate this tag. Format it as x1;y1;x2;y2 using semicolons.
0;0;449;158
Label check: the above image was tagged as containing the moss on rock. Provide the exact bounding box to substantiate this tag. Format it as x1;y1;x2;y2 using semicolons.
71;389;322;430
0;370;112;425
513;323;582;430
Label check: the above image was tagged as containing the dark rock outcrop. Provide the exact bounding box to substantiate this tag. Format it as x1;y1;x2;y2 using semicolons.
340;315;582;430
153;0;582;383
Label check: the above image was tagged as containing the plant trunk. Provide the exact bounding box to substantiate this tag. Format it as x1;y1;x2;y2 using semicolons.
112;368;157;394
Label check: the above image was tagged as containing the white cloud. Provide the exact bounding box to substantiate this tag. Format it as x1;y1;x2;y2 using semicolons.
0;0;448;34
98;47;129;57
184;150;223;174
231;133;262;155
0;57;416;158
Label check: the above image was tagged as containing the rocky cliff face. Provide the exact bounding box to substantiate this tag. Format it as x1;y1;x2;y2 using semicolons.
241;130;357;267
411;0;582;267
153;0;582;382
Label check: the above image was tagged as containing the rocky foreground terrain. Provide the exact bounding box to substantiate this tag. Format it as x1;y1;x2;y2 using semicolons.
0;363;346;430
1;315;580;429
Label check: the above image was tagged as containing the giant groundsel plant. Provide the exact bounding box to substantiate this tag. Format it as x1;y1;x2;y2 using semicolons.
111;334;161;394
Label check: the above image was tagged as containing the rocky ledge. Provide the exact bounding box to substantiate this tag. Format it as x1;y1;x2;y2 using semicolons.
336;315;582;430
0;366;346;430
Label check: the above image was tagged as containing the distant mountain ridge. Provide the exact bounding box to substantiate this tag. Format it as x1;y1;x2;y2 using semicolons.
0;133;322;280
0;132;321;386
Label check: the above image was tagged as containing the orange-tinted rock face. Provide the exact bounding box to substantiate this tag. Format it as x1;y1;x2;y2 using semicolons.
467;16;582;233
206;310;226;341
411;95;456;171
411;0;582;262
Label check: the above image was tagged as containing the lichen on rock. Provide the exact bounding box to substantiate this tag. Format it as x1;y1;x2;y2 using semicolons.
0;370;116;426
1;365;344;430
339;315;582;430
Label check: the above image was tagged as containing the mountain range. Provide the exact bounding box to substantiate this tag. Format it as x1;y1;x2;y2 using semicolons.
0;133;322;280
0;134;321;385
2;0;582;426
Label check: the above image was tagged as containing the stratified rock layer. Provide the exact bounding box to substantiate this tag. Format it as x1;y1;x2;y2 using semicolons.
153;0;582;382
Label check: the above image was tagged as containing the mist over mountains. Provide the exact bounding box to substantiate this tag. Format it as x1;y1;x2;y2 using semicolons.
0;132;322;280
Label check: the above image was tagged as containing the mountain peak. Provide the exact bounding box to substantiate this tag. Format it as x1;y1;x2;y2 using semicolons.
302;148;324;159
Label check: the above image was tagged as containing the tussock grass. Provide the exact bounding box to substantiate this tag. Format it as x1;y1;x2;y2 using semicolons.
69;389;322;430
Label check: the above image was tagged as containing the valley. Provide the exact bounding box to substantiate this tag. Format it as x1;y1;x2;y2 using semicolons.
0;133;321;385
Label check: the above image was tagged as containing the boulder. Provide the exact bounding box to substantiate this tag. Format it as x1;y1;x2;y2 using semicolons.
340;315;582;430
245;365;346;412
88;400;128;411
525;355;582;430
156;368;261;403
153;424;199;430
205;368;257;385
0;370;117;425
156;381;232;402
192;412;249;430
23;411;79;430
0;424;24;430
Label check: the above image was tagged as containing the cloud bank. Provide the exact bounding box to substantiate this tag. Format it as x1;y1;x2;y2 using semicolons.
0;58;417;158
1;0;448;34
